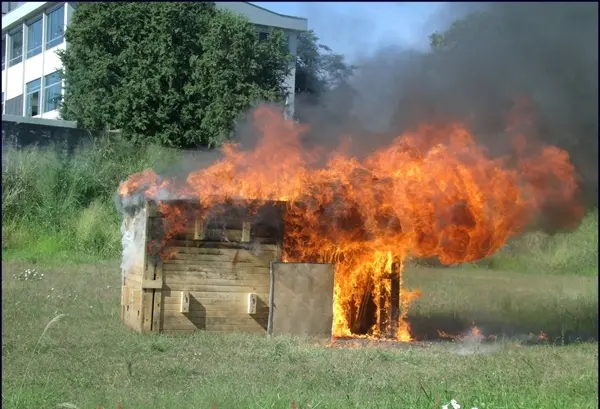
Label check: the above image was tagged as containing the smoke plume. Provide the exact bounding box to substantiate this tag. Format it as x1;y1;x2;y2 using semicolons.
291;2;598;211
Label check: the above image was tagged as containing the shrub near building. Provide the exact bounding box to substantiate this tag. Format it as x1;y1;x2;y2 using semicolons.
59;2;291;148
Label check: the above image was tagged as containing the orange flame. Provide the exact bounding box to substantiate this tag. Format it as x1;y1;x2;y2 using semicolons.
119;104;583;340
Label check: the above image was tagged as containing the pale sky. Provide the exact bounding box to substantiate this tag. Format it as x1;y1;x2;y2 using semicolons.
252;2;448;61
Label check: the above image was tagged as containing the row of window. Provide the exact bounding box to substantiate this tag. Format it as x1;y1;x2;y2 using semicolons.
3;71;62;116
2;5;64;70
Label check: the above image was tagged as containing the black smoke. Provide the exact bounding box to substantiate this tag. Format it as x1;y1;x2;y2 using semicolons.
292;2;598;207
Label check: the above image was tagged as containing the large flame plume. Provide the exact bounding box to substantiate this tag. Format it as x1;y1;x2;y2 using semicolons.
118;103;583;340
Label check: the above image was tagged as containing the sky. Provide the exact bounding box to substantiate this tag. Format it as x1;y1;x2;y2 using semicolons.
251;2;447;61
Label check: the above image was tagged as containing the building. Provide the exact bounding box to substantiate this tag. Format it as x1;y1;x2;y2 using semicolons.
1;2;307;121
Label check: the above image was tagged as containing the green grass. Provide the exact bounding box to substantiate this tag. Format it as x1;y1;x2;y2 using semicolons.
2;139;184;264
469;211;598;276
2;262;597;409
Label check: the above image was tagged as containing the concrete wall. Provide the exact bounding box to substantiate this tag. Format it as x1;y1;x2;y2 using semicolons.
270;263;335;339
1;114;89;154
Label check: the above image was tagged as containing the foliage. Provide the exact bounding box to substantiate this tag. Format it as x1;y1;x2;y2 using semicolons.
295;29;356;100
59;2;290;148
2;139;183;261
428;11;495;52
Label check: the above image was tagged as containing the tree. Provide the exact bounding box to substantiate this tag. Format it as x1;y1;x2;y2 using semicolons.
295;29;356;101
59;2;291;148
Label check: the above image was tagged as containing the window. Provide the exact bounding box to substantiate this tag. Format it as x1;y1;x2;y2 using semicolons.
27;17;42;58
8;2;24;13
2;35;5;70
43;71;62;112
8;28;22;67
1;92;4;114
259;32;268;42
26;78;41;117
46;6;65;49
5;94;23;116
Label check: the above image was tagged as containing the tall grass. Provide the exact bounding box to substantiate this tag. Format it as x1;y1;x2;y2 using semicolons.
2;138;182;263
2;138;597;275
471;211;598;276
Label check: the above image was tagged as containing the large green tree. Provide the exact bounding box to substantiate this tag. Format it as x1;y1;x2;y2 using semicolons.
295;29;356;101
59;2;290;148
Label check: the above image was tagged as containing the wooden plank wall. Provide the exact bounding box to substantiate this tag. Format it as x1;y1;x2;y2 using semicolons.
119;200;284;334
159;244;277;333
120;208;149;332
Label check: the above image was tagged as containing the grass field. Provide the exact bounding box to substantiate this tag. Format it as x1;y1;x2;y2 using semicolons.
2;261;597;409
2;142;598;408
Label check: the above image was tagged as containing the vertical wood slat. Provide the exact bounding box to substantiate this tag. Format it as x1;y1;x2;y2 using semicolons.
389;262;400;338
194;217;205;240
378;287;387;335
140;201;153;333
241;221;251;243
151;260;163;332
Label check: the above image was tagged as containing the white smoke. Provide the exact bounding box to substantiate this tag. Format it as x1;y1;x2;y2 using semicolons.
120;207;147;285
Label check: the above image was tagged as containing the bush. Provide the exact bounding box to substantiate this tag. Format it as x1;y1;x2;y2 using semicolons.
60;2;291;148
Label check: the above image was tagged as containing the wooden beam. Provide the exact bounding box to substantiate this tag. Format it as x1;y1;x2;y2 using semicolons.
180;291;190;313
389;263;401;339
151;260;163;332
194;217;205;240
378;286;387;336
140;201;153;333
241;221;251;243
247;293;257;314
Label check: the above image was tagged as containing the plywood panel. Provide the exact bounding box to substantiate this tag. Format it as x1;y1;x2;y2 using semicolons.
271;263;335;339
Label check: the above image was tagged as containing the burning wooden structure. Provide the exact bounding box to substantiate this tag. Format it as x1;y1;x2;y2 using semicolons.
351;266;402;338
120;199;337;337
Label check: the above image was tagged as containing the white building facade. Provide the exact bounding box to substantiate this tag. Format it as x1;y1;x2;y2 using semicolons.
1;2;307;121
